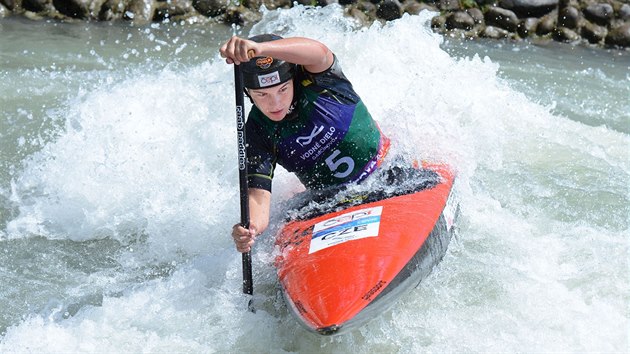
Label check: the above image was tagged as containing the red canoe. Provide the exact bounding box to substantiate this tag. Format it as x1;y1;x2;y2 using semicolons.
274;163;459;335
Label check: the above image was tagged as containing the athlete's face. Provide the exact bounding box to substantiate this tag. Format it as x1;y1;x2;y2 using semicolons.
247;80;294;122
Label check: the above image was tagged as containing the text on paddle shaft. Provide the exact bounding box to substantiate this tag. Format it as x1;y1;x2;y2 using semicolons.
236;106;246;171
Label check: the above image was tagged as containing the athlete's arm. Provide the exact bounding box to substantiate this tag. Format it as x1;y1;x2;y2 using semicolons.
231;187;271;253
220;36;334;74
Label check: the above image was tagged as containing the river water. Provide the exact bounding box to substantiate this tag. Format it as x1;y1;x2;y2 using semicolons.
1;6;628;353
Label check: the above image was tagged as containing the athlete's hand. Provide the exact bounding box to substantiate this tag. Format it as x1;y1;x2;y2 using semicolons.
232;223;258;253
220;36;258;65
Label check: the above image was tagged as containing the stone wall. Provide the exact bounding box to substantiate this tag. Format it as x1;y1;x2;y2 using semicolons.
430;0;630;47
0;0;628;48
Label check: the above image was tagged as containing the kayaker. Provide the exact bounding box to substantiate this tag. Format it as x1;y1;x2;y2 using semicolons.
220;34;390;253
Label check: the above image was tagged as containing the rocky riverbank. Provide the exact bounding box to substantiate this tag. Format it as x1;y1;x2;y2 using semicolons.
1;0;628;48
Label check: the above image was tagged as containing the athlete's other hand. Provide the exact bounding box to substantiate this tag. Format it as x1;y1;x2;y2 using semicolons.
220;36;258;65
232;223;258;253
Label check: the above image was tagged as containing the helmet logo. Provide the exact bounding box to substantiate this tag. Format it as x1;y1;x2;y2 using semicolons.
256;57;274;69
257;71;281;87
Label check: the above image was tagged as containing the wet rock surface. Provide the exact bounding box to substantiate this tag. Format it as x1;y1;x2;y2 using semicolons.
0;0;628;49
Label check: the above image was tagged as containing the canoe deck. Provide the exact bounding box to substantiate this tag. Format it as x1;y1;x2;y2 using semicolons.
274;163;459;335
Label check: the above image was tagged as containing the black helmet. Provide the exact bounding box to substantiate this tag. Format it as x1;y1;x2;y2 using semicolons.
242;34;296;89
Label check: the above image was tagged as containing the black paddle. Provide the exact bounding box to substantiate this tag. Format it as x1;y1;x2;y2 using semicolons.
234;64;254;311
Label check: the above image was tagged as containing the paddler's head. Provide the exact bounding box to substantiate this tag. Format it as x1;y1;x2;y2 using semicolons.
242;34;297;122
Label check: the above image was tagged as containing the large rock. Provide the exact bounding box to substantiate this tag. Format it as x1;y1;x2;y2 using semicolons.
222;5;260;25
553;26;580;41
620;4;630;21
238;0;290;11
346;5;370;25
124;0;155;22
481;25;510;38
446;10;475;29
581;20;608;43
485;6;519;32
98;0;126;20
192;0;226;16
431;14;447;29
584;3;614;26
467;7;484;24
376;0;402;21
517;17;538;37
53;0;91;18
0;0;20;11
0;2;9;16
557;5;580;28
154;0;193;20
403;2;437;15
439;0;459;11
22;0;50;12
536;9;557;35
605;23;630;47
498;0;558;17
557;0;578;9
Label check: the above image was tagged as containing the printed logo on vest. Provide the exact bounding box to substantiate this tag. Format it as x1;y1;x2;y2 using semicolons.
296;125;325;147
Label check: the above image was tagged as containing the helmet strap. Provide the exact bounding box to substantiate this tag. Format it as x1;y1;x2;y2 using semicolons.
284;80;300;121
244;88;254;105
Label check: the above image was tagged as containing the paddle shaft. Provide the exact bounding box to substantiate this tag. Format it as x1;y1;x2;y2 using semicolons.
234;64;253;296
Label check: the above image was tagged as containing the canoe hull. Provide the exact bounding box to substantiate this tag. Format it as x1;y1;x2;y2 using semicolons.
274;163;458;335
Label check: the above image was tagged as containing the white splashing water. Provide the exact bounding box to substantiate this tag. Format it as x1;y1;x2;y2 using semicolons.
1;6;627;353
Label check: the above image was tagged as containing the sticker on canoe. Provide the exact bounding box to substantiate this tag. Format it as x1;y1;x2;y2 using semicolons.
309;206;383;254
